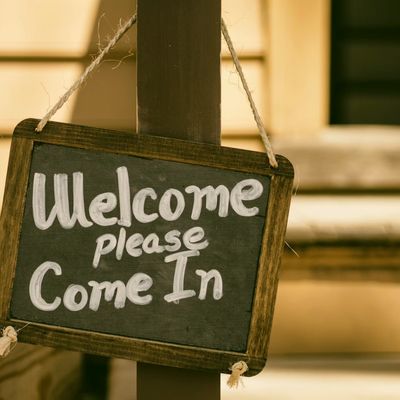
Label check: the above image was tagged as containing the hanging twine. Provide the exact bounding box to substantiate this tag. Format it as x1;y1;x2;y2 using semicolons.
0;326;18;358
35;14;137;132
227;360;249;388
35;13;278;168
221;18;278;168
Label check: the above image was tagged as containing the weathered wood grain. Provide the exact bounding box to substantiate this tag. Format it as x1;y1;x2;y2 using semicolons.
137;0;221;144
13;119;293;178
248;174;294;359
0;137;32;317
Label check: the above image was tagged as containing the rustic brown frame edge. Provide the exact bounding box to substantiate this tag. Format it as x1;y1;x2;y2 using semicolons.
14;119;293;178
247;174;294;360
0;119;294;376
0;137;33;317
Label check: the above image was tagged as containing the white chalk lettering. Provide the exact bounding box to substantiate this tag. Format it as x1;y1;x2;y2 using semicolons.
89;192;118;226
29;261;62;311
142;233;165;254
29;262;154;311
33;173;57;230
125;233;144;257
33;169;265;230
164;230;182;252
72;172;93;228
116;227;126;261
63;284;88;311
92;226;209;264
126;273;153;305
182;226;209;251
185;185;230;220
230;179;263;216
54;174;77;229
132;188;158;223
159;189;185;221
164;250;198;303
195;269;223;300
116;166;131;227
33;173;93;230
92;233;117;268
88;280;127;311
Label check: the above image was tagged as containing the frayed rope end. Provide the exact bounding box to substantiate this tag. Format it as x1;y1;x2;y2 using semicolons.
0;326;18;358
227;361;249;389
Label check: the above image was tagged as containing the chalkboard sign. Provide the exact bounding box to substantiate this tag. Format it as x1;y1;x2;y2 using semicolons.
0;119;293;375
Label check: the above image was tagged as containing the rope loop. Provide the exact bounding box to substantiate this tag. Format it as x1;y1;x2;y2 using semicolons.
35;13;278;168
35;14;137;132
221;18;278;168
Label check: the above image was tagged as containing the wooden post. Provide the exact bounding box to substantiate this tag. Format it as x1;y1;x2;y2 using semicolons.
136;1;221;399
136;0;221;144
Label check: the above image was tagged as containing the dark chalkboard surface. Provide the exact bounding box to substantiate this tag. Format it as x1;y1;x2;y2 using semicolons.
0;119;293;375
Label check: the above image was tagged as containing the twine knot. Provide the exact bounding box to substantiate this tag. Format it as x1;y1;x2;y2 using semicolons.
227;360;249;388
0;326;18;358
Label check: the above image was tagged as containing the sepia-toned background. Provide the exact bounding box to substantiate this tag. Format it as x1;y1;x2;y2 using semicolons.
0;0;399;398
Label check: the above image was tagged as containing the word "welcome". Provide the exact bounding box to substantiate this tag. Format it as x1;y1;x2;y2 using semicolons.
32;167;264;230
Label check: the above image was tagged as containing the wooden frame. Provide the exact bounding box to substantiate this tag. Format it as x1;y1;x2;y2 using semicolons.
0;119;293;375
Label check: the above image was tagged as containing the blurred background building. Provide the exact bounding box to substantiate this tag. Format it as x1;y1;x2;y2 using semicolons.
0;0;399;399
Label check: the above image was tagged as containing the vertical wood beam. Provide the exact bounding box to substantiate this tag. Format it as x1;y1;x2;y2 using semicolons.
137;363;220;400
137;0;221;145
136;1;221;399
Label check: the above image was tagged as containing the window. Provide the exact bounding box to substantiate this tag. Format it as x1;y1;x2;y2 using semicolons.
330;0;400;124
